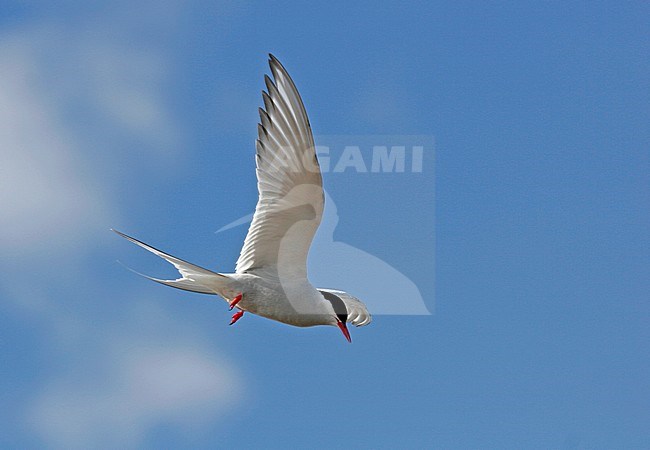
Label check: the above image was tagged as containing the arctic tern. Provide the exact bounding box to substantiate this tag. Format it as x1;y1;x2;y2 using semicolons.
113;54;371;342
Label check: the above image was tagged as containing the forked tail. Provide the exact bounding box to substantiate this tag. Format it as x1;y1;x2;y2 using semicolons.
111;229;231;295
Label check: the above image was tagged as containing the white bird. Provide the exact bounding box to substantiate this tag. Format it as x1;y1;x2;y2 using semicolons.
113;54;371;342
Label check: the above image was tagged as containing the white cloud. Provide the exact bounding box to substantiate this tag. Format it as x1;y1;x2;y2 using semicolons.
0;6;188;257
74;40;179;148
0;37;113;255
0;5;245;447
27;301;241;448
0;0;196;256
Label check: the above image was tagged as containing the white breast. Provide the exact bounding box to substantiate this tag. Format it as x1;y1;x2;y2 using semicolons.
228;273;333;327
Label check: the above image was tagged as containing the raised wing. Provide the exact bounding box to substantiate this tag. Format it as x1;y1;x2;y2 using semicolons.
235;54;324;280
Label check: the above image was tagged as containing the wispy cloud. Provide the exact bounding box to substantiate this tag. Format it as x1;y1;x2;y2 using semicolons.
26;300;241;448
0;4;244;446
0;36;113;255
0;12;183;256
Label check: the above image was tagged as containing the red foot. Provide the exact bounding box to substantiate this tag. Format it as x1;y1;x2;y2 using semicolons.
229;293;243;311
229;310;244;325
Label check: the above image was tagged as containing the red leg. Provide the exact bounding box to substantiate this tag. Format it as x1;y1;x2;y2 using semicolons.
229;293;243;311
229;310;244;325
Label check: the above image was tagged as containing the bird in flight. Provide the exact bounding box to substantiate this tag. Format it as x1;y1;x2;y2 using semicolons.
113;54;371;342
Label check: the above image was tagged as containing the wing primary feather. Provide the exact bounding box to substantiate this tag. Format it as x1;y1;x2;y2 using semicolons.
236;56;324;277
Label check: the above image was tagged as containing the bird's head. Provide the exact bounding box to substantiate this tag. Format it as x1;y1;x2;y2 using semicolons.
320;290;352;343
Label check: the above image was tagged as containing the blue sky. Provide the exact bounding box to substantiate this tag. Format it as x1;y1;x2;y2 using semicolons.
1;1;648;448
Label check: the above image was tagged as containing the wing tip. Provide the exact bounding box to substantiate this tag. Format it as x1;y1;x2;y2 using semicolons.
268;54;278;72
268;53;289;80
111;228;131;240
